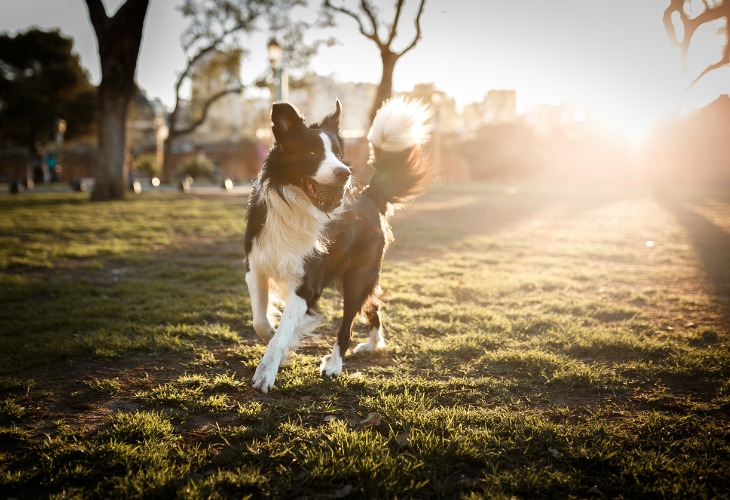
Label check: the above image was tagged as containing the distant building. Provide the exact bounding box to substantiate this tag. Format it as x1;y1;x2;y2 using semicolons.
240;95;274;141
285;75;377;177
523;102;587;137
462;89;518;131
403;83;459;134
288;75;377;138
399;83;465;181
483;89;517;123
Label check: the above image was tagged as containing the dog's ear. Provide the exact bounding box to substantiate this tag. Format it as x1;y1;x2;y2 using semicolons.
271;102;305;143
320;99;341;132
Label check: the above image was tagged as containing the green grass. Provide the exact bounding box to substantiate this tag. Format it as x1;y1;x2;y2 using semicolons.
1;185;729;498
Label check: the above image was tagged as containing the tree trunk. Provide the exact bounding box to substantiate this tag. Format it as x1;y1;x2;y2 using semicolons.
91;88;129;201
160;101;182;184
162;133;176;184
369;51;397;124
84;0;149;201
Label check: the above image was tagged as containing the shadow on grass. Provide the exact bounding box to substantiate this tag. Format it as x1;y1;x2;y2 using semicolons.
389;187;622;260
0;235;251;373
0;192;89;209
659;197;730;327
0;233;265;434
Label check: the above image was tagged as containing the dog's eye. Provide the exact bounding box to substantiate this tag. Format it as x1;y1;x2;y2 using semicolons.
306;150;317;158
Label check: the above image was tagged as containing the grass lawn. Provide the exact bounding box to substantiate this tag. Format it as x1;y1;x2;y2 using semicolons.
1;184;729;498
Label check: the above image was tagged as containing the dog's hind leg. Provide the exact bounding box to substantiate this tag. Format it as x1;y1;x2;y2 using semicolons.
246;270;275;343
353;302;386;354
321;275;377;378
320;300;358;378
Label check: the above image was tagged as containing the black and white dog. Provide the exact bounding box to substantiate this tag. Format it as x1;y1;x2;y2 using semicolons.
243;97;429;393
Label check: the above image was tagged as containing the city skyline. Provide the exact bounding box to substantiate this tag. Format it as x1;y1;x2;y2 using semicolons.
1;0;727;143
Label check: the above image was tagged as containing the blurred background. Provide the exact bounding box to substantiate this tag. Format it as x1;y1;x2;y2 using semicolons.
1;0;728;193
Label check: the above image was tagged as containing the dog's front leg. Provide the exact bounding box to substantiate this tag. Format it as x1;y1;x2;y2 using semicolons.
252;291;308;393
246;269;275;343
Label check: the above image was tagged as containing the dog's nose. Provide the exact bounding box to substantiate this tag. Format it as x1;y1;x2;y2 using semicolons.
334;166;351;183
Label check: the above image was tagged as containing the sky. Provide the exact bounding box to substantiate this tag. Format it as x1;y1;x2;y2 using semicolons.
1;0;728;138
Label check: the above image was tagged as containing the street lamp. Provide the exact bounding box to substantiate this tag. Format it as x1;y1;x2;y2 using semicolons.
267;37;288;102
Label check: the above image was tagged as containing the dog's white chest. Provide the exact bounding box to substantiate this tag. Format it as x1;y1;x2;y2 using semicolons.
250;231;309;283
249;194;328;285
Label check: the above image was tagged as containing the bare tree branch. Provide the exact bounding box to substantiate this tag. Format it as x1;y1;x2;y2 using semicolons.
359;0;381;42
163;0;320;180
322;0;428;123
84;0;109;34
173;85;243;136
323;0;376;41
168;43;221;132
386;0;406;46
687;34;730;90
174;43;220;102
663;0;730;91
397;0;425;57
322;0;428;124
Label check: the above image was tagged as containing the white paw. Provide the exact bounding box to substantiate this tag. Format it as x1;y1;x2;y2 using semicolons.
353;338;386;354
320;353;343;379
353;328;386;354
252;360;278;393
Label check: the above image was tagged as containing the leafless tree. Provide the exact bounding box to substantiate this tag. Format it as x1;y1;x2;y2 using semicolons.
663;0;730;91
162;0;265;182
323;0;426;123
162;0;314;182
84;0;149;201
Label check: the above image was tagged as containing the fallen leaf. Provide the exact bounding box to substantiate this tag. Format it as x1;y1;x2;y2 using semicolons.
360;412;382;427
395;431;411;446
324;415;337;422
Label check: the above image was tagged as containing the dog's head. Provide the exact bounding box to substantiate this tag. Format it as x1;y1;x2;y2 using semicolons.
265;100;351;213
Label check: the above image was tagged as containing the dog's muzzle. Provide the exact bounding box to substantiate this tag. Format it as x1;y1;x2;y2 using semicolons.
301;177;347;213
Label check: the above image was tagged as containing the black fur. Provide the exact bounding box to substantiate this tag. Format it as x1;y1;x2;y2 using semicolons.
244;99;426;384
266;101;348;204
298;195;389;358
243;101;346;257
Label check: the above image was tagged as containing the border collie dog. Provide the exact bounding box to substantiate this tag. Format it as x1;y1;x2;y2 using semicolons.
244;97;429;393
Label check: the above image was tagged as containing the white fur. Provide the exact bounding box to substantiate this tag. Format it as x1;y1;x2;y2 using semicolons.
252;292;309;393
248;172;345;391
367;97;431;152
256;180;331;274
320;342;343;378
249;99;427;392
246;270;274;343
353;325;386;354
314;133;350;185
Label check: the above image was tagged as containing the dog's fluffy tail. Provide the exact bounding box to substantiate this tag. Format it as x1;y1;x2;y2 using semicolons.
363;97;430;213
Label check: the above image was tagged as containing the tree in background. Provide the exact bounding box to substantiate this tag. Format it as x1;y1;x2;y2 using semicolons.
322;0;426;123
663;0;730;91
84;0;149;201
162;0;315;182
0;29;96;170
